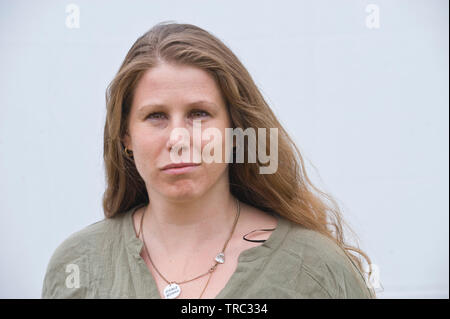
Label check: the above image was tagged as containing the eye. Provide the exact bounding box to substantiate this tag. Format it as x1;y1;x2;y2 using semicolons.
190;109;210;118
146;112;166;120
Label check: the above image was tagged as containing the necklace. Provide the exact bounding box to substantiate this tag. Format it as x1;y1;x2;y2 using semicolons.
138;198;240;299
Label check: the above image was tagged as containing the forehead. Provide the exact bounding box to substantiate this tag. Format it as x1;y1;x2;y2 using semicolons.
132;63;224;109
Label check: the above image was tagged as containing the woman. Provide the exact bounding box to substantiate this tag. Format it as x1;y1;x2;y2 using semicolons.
42;21;376;299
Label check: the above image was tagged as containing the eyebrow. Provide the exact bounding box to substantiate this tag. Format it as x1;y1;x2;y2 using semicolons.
137;100;219;115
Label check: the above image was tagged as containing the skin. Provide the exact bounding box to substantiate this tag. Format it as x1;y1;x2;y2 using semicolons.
123;62;237;256
122;62;277;298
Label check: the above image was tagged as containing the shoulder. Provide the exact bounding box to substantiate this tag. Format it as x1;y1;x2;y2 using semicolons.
41;218;111;299
276;218;374;298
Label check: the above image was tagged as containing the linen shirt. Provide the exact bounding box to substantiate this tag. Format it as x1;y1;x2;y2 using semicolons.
41;203;375;299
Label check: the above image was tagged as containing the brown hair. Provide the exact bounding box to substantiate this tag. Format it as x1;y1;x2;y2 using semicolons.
102;21;377;298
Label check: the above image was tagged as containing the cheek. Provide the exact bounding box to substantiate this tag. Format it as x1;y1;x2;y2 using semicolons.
133;136;164;172
197;161;229;190
134;143;153;160
199;124;233;162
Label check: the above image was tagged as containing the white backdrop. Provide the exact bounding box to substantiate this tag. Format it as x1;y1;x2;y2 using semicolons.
0;0;448;298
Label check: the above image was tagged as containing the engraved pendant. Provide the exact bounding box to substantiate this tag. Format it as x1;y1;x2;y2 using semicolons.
215;252;225;264
163;283;181;299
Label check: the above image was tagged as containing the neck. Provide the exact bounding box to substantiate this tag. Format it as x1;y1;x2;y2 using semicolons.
141;181;239;256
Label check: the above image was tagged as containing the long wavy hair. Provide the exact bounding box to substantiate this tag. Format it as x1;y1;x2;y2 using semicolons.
102;21;377;298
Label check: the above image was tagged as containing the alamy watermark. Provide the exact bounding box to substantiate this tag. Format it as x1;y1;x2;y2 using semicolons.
365;4;380;29
65;263;80;288
169;120;279;174
363;263;383;291
65;3;80;29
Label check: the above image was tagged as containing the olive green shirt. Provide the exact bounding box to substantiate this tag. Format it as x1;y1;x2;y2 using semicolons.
41;203;374;299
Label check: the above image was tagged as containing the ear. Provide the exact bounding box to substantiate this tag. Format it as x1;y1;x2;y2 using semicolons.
122;132;132;151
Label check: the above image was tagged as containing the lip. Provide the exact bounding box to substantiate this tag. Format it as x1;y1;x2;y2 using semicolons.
161;162;201;175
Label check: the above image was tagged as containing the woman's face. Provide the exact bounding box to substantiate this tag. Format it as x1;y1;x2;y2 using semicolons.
123;62;232;201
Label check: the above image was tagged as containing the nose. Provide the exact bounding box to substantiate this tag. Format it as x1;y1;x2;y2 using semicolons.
165;115;192;152
166;132;190;153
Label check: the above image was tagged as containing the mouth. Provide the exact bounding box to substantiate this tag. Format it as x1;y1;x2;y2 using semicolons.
161;162;201;175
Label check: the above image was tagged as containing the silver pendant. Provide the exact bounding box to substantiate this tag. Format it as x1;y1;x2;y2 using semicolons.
163;283;181;299
215;252;225;264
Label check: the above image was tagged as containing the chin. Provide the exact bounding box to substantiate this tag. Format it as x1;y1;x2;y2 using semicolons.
164;192;203;203
162;182;205;202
